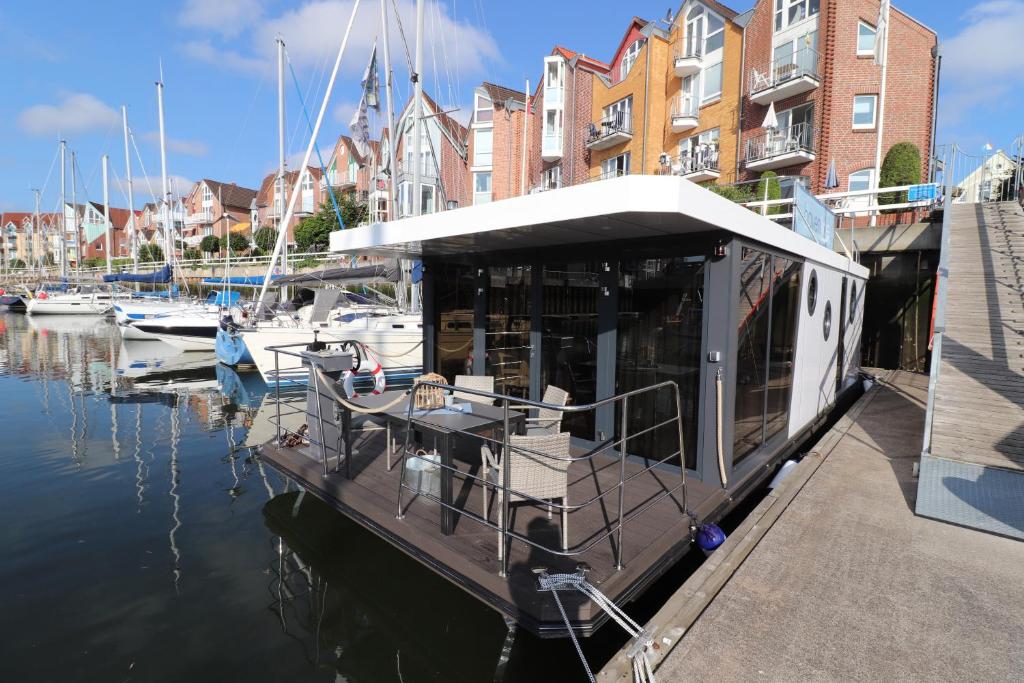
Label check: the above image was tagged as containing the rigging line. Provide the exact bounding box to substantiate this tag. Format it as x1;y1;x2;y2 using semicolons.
451;0;462;104
37;144;60;209
129;129;160;202
429;0;441;110
390;0;415;73
223;70;268;177
287;46;331;161
436;0;457;111
286;51;346;231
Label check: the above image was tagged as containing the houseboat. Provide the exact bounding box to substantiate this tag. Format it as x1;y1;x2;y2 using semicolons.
256;175;867;637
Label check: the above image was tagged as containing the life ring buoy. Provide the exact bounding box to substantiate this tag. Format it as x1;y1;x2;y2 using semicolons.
341;369;357;398
370;362;386;395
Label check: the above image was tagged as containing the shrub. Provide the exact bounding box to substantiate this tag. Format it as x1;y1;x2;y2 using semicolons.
253;226;277;252
879;142;922;208
138;243;164;263
9;258;26;269
182;248;202;261
220;233;249;254
200;235;221;254
707;183;754;203
754;171;782;215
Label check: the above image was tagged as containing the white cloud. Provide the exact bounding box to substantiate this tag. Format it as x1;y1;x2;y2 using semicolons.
17;93;120;137
141;131;209;157
180;40;268;74
179;0;264;37
942;1;1024;126
333;101;359;124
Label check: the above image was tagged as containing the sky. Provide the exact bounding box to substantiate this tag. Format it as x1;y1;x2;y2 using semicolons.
1;0;1021;213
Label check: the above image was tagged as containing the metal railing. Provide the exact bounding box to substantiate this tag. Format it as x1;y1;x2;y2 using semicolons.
397;161;439;182
748;45;820;96
674;34;702;62
745;122;815;164
670;94;699;120
661;152;719;177
184;210;214;226
586;113;634;145
394;379;688;577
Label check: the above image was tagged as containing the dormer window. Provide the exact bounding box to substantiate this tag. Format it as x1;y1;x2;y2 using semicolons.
474;94;493;123
775;0;819;32
620;39;643;81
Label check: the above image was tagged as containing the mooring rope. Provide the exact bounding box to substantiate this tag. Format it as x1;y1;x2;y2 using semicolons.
314;367;411;415
536;568;657;683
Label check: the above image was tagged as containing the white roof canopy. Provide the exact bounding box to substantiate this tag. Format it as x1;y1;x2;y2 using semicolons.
330;176;868;276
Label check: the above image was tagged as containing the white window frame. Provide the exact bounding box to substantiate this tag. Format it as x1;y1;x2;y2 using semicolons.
473;128;494;167
852;94;877;130
474;93;493;124
600;152;631;179
602;96;633;130
619;39;643;81
541;166;562;191
774;0;819;33
848;168;875;193
201;184;213;207
701;61;723;103
857;21;876;56
473;171;492;205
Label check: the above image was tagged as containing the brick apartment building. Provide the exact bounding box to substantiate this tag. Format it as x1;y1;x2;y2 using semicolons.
253;166;325;243
528;47;611;192
739;0;937;196
183;179;258;246
465;82;528;204
0;212;60;265
81;205;140;260
392;91;469;216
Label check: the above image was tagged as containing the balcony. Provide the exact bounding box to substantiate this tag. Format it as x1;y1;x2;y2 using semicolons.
184;209;213;226
542;132;563;162
748;46;820;106
663;151;720;183
745;122;816;172
670;95;699;133
585;113;633;151
673;37;702;77
397;161;439;184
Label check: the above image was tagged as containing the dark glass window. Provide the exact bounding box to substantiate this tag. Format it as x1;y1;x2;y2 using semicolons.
823;300;832;340
541;263;599;439
486;266;532;399
616;257;705;470
734;248;772;464
764;257;801;442
434;263;475;382
807;268;818;315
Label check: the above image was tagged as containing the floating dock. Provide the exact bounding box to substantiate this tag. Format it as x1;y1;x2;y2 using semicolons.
598;370;1024;680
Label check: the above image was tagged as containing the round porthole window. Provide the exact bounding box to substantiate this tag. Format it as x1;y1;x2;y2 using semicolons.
823;301;833;340
807;269;818;315
849;282;857;324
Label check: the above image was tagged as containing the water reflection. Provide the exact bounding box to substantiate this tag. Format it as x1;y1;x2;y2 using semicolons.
0;312;617;682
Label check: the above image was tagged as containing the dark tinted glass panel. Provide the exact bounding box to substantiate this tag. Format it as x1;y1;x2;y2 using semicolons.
616;258;704;470
541;263;599;439
434;263;475;382
486;266;531;398
764;256;801;442
734;248;771;463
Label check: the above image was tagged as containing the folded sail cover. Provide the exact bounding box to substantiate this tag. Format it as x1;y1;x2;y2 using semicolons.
201;275;278;286
102;265;172;284
272;261;400;286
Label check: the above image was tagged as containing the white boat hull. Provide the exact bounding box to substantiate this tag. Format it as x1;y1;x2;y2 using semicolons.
26;297;113;315
239;317;423;384
127;313;220;352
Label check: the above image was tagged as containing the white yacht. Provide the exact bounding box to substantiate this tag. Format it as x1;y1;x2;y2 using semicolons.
26;287;114;316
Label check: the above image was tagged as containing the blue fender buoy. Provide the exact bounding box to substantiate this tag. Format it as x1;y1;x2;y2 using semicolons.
696;524;726;556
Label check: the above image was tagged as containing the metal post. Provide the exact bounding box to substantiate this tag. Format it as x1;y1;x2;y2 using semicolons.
274;351;281;443
311;363;329;476
615;395;628;570
500;397;511;577
102;155;112;273
60;139;66;277
122;106;137;272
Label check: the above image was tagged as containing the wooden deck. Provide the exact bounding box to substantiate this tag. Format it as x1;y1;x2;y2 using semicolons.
930;201;1024;471
260;424;728;637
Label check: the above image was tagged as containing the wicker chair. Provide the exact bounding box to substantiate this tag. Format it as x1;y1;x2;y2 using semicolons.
525;385;570;435
453;375;495;405
481;432;572;560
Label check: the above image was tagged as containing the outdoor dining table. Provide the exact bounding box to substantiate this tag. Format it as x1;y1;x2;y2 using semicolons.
340;392;526;535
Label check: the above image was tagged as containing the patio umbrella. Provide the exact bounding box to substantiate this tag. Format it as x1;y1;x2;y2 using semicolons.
762;102;778;130
825;159;839;190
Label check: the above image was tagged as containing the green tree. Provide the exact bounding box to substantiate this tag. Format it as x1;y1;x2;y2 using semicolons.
754;171;782;215
138;243;164;263
879;142;922;207
9;258;26;269
707;183;754;203
182;248;202;261
253;226;278;252
294;194;368;252
220;232;249;254
200;235;221;254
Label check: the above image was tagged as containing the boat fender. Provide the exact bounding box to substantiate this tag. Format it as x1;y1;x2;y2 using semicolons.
38;291;48;300
696;523;726;556
767;459;799;490
341;370;358;399
0;289;5;295
370;363;386;395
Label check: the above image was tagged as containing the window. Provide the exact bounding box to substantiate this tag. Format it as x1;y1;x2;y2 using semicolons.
201;184;213;206
473;171;492;205
545;110;562;136
777;103;814;132
853;95;877;129
301;171;315;214
546;59;564;89
680;128;720;170
203;226;213;237
774;0;819;32
705;13;725;54
474;94;493;123
473;129;493;167
701;62;723;102
848;168;875;193
823;300;833;340
601;152;630;179
348;159;358;183
486;265;531;398
807;268;818;315
857;21;877;55
603;96;633;130
619;39;643;81
541;166;562;191
420;184;435;215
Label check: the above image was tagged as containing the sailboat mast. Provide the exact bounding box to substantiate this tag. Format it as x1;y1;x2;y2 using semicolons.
122;106;137;272
276;36;288;279
71;150;79;274
380;0;399;223
412;0;424;219
32;188;41;272
60;140;67;278
156;68;172;267
103;155;112;274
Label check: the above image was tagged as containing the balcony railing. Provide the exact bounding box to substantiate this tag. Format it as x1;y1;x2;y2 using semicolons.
184;209;214;226
397;161;439;183
589;168;630;183
745;122;816;171
673;36;703;76
670;95;700;132
748;46;820;104
662;150;720;182
585;112;633;151
542;132;563;161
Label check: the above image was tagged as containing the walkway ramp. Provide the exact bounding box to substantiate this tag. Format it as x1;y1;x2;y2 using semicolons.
917;201;1024;539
